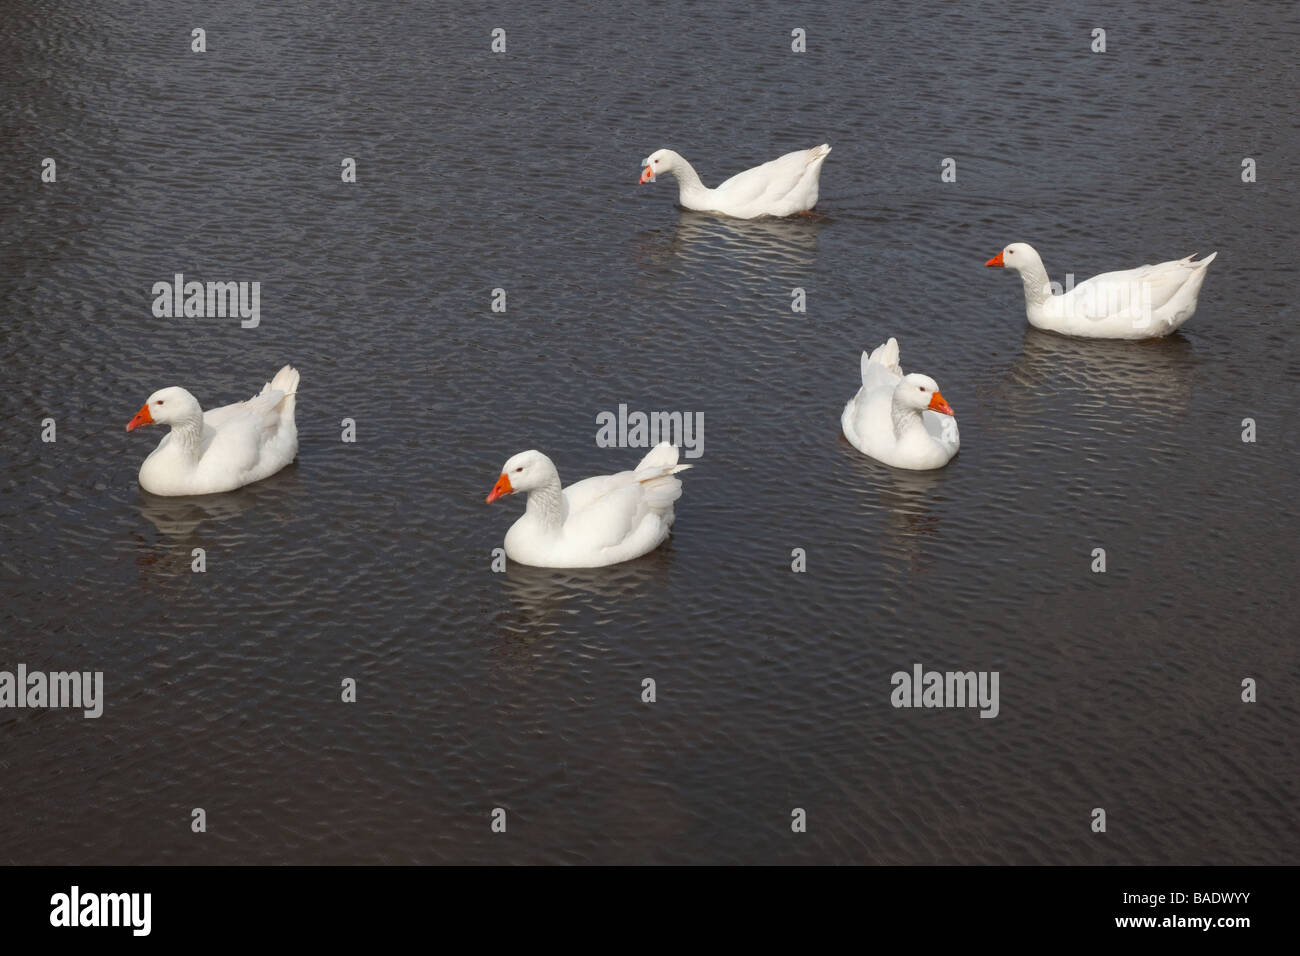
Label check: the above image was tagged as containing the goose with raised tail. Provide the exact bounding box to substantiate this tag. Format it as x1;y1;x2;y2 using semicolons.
639;144;831;219
125;365;300;496
986;242;1217;339
485;442;691;568
841;338;959;471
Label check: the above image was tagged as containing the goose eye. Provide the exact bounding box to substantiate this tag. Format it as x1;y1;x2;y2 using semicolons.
918;386;925;391
156;400;164;405
514;467;522;473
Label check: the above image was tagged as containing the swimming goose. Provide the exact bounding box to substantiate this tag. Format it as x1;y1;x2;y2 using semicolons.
986;242;1217;339
486;442;691;568
639;145;831;219
125;365;299;495
841;338;959;470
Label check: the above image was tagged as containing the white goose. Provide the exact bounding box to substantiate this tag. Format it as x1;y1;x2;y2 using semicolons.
639;144;831;219
841;338;959;470
485;442;691;568
125;365;299;496
986;242;1217;339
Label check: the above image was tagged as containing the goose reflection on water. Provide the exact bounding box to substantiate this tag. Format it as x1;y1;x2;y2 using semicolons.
127;465;303;587
841;446;951;574
634;209;830;275
133;463;302;537
492;547;676;642
990;327;1200;425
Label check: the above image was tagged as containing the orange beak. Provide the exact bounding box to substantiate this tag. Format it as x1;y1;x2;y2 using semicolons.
125;402;154;431
485;472;514;504
928;391;955;416
639;165;655;184
985;251;1004;268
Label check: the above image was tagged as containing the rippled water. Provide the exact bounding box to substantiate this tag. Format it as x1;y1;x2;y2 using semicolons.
1;1;1297;864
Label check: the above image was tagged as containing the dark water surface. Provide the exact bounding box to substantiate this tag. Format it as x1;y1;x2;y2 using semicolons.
1;1;1297;863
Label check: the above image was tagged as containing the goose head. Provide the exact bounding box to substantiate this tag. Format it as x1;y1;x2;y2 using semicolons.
486;450;557;503
896;374;954;416
986;242;1043;273
125;386;201;431
639;149;677;184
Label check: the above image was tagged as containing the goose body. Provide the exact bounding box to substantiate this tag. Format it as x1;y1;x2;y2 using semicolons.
486;442;691;568
125;365;300;496
987;243;1217;339
841;338;959;470
639;145;831;219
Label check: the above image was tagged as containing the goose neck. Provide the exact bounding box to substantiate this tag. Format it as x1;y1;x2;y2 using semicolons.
1017;260;1054;306
890;399;927;441
524;475;565;531
668;155;708;202
169;413;205;459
